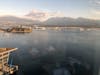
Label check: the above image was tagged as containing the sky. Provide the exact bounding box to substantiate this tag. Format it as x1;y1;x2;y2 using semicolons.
0;0;99;20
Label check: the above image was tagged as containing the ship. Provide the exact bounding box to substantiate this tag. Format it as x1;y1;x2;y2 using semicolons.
7;26;32;33
0;48;18;75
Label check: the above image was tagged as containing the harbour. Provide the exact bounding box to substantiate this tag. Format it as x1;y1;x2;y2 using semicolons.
0;0;99;75
0;29;99;75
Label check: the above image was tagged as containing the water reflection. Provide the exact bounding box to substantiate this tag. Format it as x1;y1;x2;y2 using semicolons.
0;30;99;75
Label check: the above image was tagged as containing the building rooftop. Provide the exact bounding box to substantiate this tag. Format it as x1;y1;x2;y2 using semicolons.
0;48;17;53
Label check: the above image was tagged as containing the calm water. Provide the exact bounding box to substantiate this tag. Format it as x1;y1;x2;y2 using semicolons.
0;30;100;75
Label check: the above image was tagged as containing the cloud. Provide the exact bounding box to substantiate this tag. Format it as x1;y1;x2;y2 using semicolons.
91;9;100;14
95;0;100;5
96;1;100;4
90;0;100;5
89;0;100;19
89;9;100;19
25;9;64;21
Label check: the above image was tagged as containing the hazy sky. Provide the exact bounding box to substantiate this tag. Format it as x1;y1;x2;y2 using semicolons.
0;0;99;19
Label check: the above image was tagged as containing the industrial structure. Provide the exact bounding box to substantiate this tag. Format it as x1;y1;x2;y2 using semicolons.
0;48;18;75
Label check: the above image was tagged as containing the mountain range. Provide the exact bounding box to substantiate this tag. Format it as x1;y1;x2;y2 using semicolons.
0;16;100;27
0;16;40;24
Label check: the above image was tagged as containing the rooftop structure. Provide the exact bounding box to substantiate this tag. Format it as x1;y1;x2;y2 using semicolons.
0;48;18;75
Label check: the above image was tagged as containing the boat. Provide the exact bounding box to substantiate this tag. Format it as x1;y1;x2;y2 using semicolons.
0;48;18;75
7;26;32;33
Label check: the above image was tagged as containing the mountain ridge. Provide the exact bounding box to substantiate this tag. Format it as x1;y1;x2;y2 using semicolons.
0;16;99;27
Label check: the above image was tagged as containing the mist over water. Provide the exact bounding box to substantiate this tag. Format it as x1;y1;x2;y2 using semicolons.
0;30;100;75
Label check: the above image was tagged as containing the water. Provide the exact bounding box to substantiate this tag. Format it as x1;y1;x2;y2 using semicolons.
0;30;100;75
